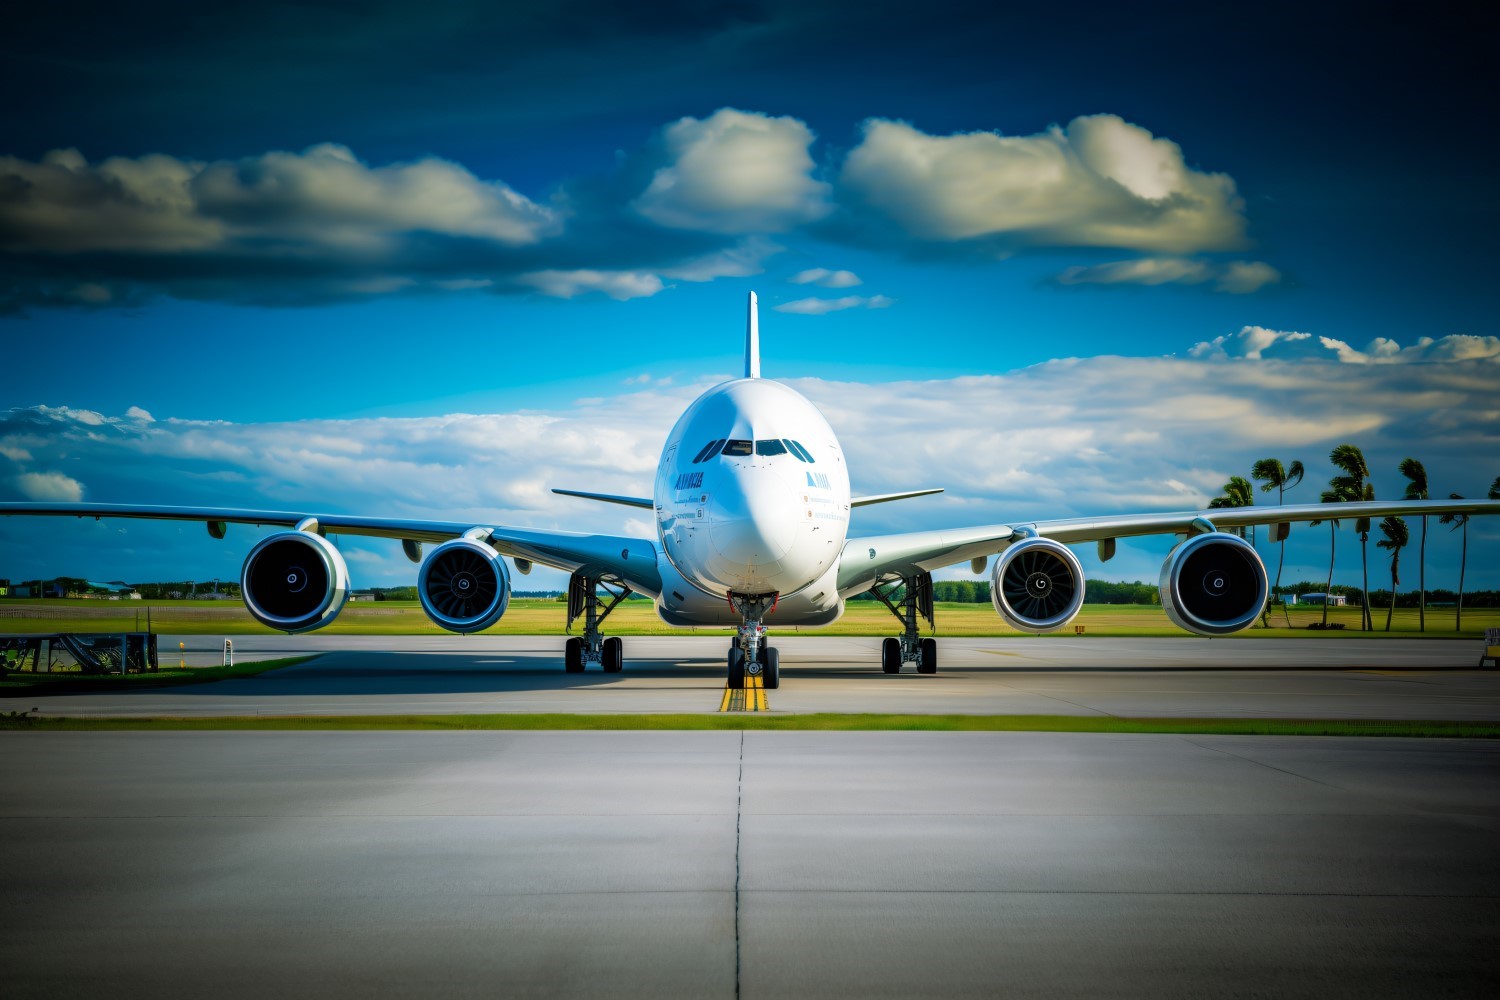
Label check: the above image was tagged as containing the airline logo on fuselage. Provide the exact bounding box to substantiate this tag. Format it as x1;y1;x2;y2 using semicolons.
675;471;704;491
806;471;831;490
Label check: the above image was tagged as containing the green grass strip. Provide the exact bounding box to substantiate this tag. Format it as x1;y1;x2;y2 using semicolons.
0;712;1495;738
0;656;315;695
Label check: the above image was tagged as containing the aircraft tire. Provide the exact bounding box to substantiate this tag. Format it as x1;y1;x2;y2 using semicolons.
918;637;937;674
727;647;746;689
762;646;780;689
881;637;901;674
564;637;584;673
602;636;623;673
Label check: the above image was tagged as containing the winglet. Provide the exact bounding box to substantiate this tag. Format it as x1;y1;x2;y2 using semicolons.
745;291;760;379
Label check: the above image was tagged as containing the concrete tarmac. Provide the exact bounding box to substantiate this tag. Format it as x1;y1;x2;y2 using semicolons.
18;634;1500;719
2;730;1496;998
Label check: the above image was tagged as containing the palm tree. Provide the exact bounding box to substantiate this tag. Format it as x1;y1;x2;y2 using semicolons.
1208;475;1255;537
1330;445;1373;630
1250;458;1305;608
1399;458;1428;631
1439;494;1468;632
1376;516;1409;631
1310;476;1359;628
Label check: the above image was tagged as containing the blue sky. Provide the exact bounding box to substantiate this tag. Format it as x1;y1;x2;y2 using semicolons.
2;1;1497;593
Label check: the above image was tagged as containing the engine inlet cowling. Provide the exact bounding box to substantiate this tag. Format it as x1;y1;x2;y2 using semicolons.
241;531;350;633
418;538;511;633
1159;532;1267;636
991;537;1085;633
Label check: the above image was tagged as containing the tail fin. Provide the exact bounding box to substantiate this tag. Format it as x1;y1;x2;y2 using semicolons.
745;291;760;379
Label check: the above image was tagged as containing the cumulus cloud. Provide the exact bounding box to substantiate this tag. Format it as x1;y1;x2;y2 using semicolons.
0;143;556;254
1190;327;1500;364
774;294;893;315
838;114;1246;253
0;109;1270;311
790;267;862;288
15;471;84;501
631;109;833;233
1054;257;1279;293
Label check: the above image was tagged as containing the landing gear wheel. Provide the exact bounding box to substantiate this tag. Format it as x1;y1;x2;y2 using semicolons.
602;636;623;673
917;637;937;674
727;647;746;689
564;637;584;673
761;646;780;689
881;637;901;674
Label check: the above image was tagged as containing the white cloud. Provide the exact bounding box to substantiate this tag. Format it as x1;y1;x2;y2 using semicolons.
839;114;1246;253
3;334;1497;589
774;294;894;315
1190;327;1500;364
631;109;833;233
517;269;665;300
790;267;862;288
0;143;557;255
1054;257;1280;293
15;471;84;501
1215;260;1282;294
124;406;155;422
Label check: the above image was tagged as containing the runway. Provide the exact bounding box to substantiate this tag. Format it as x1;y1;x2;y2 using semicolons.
2;730;1496;998
19;635;1500;720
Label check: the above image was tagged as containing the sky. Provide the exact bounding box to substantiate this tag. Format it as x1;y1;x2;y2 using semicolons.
2;0;1497;596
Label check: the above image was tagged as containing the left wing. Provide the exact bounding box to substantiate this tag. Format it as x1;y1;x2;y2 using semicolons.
839;498;1500;594
0;502;662;596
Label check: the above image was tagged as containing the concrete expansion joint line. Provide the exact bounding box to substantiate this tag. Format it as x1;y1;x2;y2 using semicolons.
1179;738;1343;788
734;730;744;1000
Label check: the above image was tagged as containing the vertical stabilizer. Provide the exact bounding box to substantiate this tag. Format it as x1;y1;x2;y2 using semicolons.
745;291;761;379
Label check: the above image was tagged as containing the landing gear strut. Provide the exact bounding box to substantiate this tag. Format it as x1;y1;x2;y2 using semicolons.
564;572;631;673
727;593;780;689
870;572;937;674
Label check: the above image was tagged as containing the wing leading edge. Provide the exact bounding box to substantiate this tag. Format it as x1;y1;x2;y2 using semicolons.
0;502;662;596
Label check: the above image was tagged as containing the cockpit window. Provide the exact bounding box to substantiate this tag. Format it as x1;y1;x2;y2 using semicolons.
691;439;724;463
755;439;788;457
786;439;815;463
722;439;753;457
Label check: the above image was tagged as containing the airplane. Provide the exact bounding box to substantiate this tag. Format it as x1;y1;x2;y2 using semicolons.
3;292;1497;688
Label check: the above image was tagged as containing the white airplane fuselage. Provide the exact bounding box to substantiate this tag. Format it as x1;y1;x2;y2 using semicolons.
651;377;852;627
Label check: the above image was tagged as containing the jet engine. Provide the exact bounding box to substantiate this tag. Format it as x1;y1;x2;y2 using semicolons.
418;537;511;633
991;537;1085;633
1159;532;1267;636
241;530;350;633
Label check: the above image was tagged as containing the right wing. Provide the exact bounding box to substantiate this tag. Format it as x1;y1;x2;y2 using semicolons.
0;502;663;596
837;498;1500;596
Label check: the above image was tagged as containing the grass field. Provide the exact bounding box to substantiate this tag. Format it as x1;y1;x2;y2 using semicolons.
0;655;314;694
5;593;1494;641
1;597;1494;638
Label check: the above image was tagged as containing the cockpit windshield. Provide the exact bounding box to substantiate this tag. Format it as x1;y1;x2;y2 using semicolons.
722;439;754;457
754;439;788;457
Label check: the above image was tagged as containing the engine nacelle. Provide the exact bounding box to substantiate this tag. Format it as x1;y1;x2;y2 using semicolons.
418;538;511;633
241;531;350;633
991;537;1085;633
1159;532;1268;636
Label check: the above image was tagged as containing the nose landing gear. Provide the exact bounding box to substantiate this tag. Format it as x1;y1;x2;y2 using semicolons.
871;572;938;674
727;592;780;689
564;573;631;673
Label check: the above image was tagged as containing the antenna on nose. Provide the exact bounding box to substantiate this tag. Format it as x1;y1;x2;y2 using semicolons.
745;291;760;379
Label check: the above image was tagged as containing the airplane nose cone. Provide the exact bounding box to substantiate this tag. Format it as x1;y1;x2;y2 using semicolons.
709;478;798;567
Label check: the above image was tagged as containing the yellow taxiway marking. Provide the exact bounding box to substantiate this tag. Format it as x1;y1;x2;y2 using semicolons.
718;674;768;712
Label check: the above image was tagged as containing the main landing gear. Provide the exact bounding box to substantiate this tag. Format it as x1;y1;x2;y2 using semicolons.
726;593;780;690
870;572;938;675
563;572;631;673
